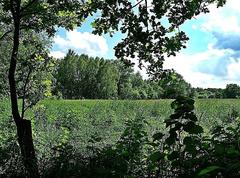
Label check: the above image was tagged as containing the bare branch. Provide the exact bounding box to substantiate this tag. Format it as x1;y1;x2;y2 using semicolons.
131;0;144;9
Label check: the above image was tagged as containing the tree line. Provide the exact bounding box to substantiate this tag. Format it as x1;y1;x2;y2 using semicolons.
194;84;240;99
52;51;240;100
52;50;194;100
1;47;240;100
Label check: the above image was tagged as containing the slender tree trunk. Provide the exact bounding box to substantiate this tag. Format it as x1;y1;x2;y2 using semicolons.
9;0;39;177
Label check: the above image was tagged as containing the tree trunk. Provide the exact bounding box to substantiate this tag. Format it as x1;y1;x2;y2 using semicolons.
9;0;39;177
16;119;39;178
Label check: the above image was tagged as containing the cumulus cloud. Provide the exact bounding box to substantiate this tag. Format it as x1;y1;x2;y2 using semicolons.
49;51;65;59
52;30;108;58
213;32;240;51
164;46;240;88
163;0;240;88
195;49;237;77
200;0;240;33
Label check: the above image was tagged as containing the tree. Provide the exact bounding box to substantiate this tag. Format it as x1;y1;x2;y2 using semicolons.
55;51;119;99
194;87;224;98
159;71;193;98
0;0;226;176
55;50;85;99
96;60;119;99
91;0;226;77
224;84;240;98
0;29;9;96
115;60;134;99
0;1;88;176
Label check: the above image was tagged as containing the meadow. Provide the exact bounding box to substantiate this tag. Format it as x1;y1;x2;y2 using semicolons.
1;99;240;177
1;99;240;146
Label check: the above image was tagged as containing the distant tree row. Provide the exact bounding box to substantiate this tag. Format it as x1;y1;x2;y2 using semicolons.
53;50;194;99
53;51;240;100
194;84;240;99
1;46;239;100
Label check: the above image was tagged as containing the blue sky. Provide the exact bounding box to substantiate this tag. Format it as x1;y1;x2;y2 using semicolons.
50;0;240;88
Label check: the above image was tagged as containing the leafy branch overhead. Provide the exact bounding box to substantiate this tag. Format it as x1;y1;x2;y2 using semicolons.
89;0;226;77
1;0;226;77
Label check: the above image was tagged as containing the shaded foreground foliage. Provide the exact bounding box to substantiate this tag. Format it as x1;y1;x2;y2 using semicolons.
1;98;240;177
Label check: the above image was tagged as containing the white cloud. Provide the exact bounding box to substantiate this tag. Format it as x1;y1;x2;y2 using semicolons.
164;47;240;88
200;0;240;33
226;0;240;11
161;0;240;88
227;60;240;80
52;30;108;57
49;51;65;59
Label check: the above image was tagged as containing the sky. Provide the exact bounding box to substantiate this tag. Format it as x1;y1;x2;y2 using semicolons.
50;0;240;89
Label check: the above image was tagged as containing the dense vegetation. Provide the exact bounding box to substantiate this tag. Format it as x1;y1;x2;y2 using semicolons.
194;84;240;99
53;50;240;100
2;0;239;177
53;50;194;100
1;99;240;177
2;48;240;100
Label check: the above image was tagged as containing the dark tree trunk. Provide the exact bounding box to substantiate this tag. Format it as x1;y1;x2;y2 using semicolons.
16;119;39;178
9;0;39;177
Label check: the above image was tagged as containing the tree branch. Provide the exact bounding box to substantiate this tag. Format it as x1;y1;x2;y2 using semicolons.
0;30;12;41
9;0;22;123
131;0;144;9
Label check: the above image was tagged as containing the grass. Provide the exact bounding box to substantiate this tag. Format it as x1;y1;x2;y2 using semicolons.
36;99;240;125
1;99;240;129
0;99;240;148
1;98;240;176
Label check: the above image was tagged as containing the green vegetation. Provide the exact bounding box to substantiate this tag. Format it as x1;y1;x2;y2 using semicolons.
1;98;240;177
55;51;240;100
53;50;193;100
194;84;240;99
1;0;236;177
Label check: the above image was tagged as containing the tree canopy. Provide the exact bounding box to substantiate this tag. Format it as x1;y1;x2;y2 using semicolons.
54;50;194;99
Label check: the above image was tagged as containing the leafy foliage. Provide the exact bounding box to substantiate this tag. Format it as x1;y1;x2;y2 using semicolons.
1;99;240;177
54;50;193;99
0;0;232;177
90;0;226;77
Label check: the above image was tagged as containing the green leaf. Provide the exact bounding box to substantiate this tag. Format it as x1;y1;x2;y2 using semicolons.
165;138;175;146
167;151;179;161
148;142;159;147
226;147;240;157
198;166;221;176
153;132;164;141
215;144;225;155
183;122;203;134
149;151;163;162
183;136;193;145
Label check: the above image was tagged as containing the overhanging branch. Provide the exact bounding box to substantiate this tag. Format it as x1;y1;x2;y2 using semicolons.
0;30;12;41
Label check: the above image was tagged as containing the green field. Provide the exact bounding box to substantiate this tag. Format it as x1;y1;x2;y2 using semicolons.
2;99;240;128
1;99;240;130
1;99;240;144
1;99;240;176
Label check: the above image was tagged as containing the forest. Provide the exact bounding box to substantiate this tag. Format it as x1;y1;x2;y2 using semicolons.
1;0;240;178
2;49;239;100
